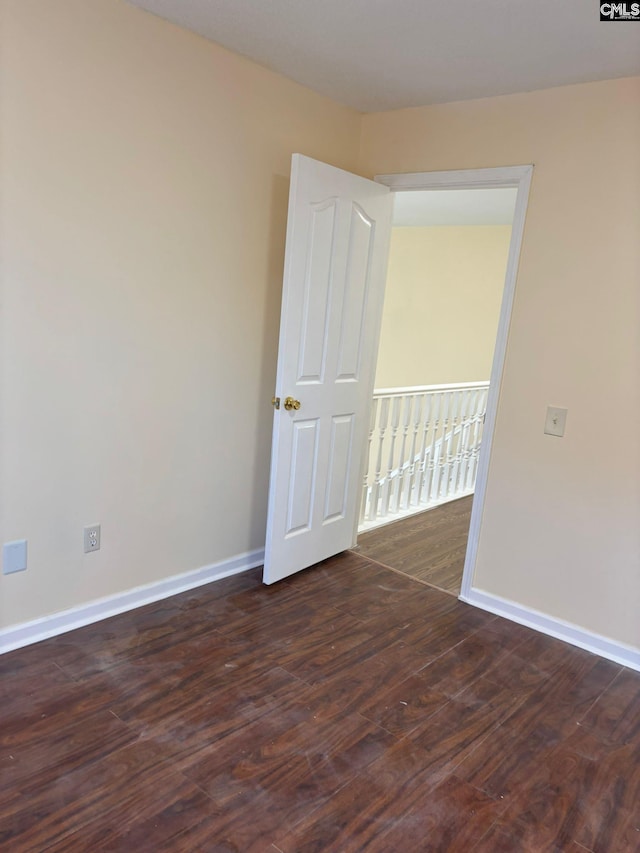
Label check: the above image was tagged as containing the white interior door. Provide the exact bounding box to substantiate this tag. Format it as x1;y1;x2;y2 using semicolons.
263;154;393;584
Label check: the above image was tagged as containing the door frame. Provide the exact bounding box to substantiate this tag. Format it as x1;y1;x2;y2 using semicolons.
371;165;534;599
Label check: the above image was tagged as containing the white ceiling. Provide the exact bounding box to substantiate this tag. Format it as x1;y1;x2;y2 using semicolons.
393;189;518;227
127;0;640;112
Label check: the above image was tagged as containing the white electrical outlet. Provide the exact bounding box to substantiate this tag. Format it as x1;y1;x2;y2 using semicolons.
3;540;27;574
84;524;101;553
544;406;568;438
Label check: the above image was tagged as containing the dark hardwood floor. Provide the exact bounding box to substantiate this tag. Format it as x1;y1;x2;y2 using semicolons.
357;495;473;595
1;551;639;851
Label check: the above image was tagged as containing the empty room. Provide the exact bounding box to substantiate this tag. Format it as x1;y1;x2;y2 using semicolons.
1;0;639;849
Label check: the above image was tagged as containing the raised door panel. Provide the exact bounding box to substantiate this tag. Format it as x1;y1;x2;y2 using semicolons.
297;199;338;384
323;414;356;524
285;419;319;536
336;203;375;382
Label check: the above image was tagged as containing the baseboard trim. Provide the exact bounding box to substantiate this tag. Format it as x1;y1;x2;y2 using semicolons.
0;548;265;656
460;587;640;673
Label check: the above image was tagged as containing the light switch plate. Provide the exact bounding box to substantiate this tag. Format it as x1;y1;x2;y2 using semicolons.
3;539;27;574
544;406;568;438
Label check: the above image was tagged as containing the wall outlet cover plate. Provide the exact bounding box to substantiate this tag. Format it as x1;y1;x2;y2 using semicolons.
3;539;27;574
84;524;101;553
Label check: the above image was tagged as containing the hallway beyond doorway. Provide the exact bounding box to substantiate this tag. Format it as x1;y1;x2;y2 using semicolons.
356;496;472;596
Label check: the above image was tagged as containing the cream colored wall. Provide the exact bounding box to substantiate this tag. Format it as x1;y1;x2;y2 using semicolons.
375;225;511;388
0;0;362;629
360;77;640;649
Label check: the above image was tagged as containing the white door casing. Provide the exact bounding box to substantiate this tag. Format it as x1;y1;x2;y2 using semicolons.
263;155;393;584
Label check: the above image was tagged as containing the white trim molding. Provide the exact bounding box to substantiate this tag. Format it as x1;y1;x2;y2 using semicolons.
0;548;264;656
376;165;533;192
461;587;640;673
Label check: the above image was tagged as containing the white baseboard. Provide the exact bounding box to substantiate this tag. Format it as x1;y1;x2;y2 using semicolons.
0;548;264;656
460;587;640;673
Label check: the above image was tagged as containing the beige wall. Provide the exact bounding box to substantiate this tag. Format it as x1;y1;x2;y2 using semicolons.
360;77;640;649
375;225;511;388
0;0;361;628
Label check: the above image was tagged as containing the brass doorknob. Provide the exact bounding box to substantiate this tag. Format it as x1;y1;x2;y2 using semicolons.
283;396;301;411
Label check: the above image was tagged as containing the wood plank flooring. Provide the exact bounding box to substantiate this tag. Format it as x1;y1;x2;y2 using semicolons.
357;495;473;594
1;551;639;851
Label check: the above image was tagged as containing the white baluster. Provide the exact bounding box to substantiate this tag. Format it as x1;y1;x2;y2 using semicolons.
412;394;431;507
423;392;443;503
405;393;426;509
432;392;451;500
451;389;470;495
382;396;402;516
361;396;379;524
455;389;473;494
370;395;390;521
443;390;461;500
466;388;487;490
394;395;414;512
471;388;487;481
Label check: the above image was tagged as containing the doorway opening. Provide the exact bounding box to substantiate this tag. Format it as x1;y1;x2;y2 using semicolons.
356;167;532;597
263;157;532;594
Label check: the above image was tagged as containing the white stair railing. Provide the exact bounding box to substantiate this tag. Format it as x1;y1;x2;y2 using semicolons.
359;381;489;531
